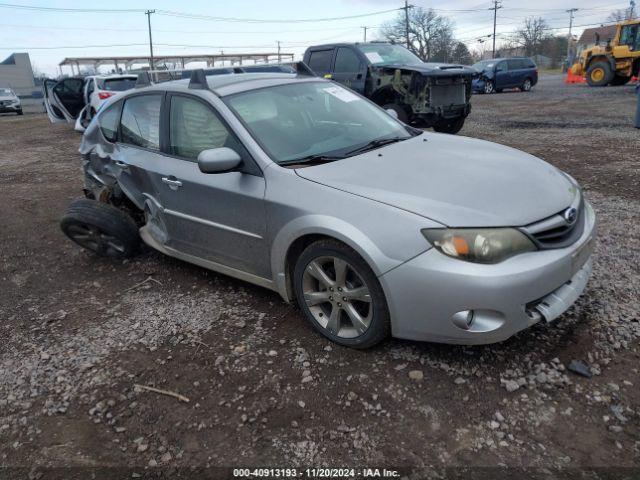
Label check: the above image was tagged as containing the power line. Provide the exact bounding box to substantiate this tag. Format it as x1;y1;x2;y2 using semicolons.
0;2;401;23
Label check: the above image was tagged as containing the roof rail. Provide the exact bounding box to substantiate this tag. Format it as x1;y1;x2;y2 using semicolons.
188;69;209;90
135;71;152;88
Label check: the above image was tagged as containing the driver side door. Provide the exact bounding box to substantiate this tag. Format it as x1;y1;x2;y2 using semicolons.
151;93;269;277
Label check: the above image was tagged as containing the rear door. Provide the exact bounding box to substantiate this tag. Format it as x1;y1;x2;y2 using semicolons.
150;93;269;277
331;47;367;94
306;48;335;78
507;59;525;86
43;77;86;123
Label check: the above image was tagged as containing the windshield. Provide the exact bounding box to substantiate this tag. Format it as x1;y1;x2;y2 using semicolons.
472;60;495;71
357;44;423;66
0;88;14;96
101;78;137;92
226;81;413;164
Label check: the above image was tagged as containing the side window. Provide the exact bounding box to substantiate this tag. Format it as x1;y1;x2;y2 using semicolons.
120;95;162;150
334;48;361;73
496;62;507;72
620;25;635;46
169;95;241;160
98;101;122;143
507;59;520;70
307;49;333;74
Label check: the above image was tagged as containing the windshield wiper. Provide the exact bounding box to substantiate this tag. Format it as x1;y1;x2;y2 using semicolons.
279;154;344;167
343;137;407;157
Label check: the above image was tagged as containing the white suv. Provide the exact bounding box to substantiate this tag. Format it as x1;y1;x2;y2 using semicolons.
84;75;137;118
0;87;22;115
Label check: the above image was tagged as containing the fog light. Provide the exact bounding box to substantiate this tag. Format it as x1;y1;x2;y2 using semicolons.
451;310;474;330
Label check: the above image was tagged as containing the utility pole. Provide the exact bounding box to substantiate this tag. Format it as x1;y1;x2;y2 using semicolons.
362;26;367;43
566;8;578;68
490;0;502;59
145;10;155;71
630;0;636;19
277;41;281;62
402;0;413;51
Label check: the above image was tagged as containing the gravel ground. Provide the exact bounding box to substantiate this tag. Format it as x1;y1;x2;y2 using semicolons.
0;74;639;478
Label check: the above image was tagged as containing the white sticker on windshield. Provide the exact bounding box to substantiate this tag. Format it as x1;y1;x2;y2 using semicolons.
323;86;360;103
364;52;384;63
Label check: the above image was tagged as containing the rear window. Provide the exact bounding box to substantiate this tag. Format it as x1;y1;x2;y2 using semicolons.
120;95;162;150
307;50;333;74
101;78;137;92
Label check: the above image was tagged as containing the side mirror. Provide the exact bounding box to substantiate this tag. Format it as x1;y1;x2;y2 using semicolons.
197;147;242;174
386;108;399;119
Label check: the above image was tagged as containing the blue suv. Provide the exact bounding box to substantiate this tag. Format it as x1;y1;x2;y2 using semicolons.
472;58;538;94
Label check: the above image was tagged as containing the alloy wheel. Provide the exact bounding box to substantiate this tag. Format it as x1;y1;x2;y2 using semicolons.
522;79;531;91
484;81;494;94
66;223;126;257
301;255;372;338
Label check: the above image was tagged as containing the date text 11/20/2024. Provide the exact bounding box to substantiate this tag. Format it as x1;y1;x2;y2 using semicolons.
232;468;400;478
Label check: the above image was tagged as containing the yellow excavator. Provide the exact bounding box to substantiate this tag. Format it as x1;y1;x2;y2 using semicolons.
571;19;640;86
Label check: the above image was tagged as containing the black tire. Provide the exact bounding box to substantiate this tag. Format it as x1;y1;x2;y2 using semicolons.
586;61;613;86
433;116;465;134
60;198;140;259
521;77;533;92
293;239;390;349
382;103;409;123
17;110;23;115
610;75;631;86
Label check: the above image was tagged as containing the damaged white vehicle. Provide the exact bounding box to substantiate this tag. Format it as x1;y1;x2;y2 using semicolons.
44;74;137;132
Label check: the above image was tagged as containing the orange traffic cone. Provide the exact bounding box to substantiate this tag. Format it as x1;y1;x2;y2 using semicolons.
565;69;586;84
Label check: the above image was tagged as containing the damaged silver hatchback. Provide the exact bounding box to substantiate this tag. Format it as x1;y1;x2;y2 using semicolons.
61;67;596;348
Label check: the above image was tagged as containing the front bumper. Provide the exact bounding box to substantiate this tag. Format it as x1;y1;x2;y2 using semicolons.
379;202;596;345
471;79;486;92
0;103;21;113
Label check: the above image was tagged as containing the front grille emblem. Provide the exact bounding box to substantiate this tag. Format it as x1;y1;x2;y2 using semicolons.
563;207;578;225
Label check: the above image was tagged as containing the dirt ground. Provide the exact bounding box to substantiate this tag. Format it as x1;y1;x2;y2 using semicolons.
1;74;639;479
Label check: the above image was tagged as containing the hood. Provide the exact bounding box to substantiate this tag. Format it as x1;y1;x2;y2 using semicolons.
377;62;476;78
295;134;576;227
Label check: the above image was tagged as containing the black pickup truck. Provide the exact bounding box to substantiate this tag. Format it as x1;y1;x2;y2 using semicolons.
303;42;476;134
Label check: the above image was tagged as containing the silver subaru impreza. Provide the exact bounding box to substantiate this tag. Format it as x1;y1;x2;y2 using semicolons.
60;68;596;348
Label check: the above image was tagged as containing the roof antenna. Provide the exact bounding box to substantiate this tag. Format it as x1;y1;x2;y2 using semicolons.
188;69;209;90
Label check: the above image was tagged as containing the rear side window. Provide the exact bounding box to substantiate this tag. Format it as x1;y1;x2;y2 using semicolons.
99;101;122;143
334;48;361;73
169;95;242;159
307;49;333;73
120;95;162;150
507;59;521;70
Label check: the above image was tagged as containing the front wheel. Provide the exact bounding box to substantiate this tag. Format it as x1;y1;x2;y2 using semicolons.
17;109;23;115
483;80;495;94
586;61;613;86
433;116;465;134
382;103;409;123
293;240;390;349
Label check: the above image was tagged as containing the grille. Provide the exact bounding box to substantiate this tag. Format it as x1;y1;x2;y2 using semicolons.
429;84;465;107
521;198;584;250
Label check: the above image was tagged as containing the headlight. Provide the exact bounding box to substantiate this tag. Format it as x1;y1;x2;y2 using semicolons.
422;228;536;264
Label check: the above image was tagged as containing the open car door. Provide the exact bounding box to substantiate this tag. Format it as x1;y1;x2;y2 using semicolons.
44;77;86;123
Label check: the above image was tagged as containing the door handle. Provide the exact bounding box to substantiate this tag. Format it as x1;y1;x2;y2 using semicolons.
162;177;182;188
356;73;362;80
114;160;129;168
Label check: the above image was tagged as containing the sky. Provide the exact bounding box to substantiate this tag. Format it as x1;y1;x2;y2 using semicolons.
0;0;632;75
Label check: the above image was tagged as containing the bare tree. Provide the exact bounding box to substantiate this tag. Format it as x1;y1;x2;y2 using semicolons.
381;7;455;62
513;17;550;57
607;8;633;22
